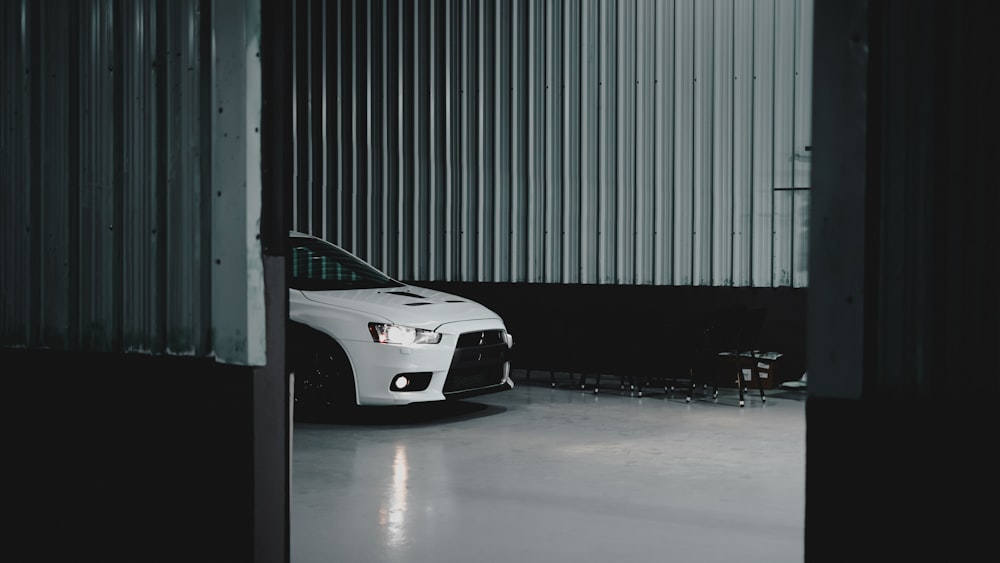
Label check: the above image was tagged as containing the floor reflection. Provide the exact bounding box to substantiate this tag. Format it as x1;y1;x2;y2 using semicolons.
378;443;409;549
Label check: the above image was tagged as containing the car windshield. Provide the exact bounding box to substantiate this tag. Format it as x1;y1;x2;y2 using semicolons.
289;236;404;290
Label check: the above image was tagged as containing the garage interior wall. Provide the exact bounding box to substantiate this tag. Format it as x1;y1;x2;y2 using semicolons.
291;0;814;288
0;0;267;363
2;1;284;561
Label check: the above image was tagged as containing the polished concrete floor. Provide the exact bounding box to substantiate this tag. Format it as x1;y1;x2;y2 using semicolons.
291;369;806;563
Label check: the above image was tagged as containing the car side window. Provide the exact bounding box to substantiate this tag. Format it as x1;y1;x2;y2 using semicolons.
293;247;351;281
289;238;403;290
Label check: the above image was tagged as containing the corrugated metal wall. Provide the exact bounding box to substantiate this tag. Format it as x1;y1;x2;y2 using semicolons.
291;0;813;287
1;0;266;363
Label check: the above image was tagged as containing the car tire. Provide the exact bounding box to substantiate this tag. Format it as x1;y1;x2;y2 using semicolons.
289;324;358;421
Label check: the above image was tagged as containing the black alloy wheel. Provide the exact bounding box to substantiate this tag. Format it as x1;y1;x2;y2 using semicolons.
290;327;357;421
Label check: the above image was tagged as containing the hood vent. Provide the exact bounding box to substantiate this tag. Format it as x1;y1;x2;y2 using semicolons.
384;291;426;299
404;302;432;306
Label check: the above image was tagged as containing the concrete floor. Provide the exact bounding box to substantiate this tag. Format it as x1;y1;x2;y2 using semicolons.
291;369;806;563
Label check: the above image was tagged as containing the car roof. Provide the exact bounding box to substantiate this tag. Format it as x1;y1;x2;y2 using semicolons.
289;230;349;252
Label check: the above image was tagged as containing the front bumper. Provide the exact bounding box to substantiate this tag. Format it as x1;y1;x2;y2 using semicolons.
341;320;514;406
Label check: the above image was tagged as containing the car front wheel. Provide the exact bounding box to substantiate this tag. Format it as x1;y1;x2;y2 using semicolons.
289;327;357;421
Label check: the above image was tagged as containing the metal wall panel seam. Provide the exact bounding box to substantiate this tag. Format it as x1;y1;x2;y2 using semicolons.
510;0;519;281
380;0;389;269
773;0;797;287
596;0;604;283
497;0;510;282
318;1;326;241
311;1;322;238
579;0;591;284
460;0;470;281
710;0;732;286
290;0;300;229
608;2;628;284
527;0;538;282
349;1;358;250
656;0;675;286
324;0;332;239
462;0;470;281
395;0;403;276
428;0;437;278
365;0;373;261
544;0;553;283
732;0;752;286
751;0;775;287
302;0;310;232
474;0;484;281
24;4;42;345
154;0;169;352
2;1;21;339
411;0;419;279
562;0;572;283
492;0;500;281
333;1;343;245
632;0;639;285
652;0;663;285
728;0;740;286
792;0;814;288
66;0;80;350
460;0;469;281
624;0;632;285
111;0;124;349
634;0;647;284
772;0;781;287
443;0;452;280
301;0;309;233
674;0;694;286
693;0;714;286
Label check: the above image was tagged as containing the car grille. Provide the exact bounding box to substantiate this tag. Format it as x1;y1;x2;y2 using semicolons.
443;330;509;395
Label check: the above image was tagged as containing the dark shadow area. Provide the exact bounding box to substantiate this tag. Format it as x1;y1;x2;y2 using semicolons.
295;399;507;427
4;348;254;563
409;282;809;389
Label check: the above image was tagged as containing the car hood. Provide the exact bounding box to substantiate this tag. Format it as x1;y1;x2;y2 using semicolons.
297;284;502;331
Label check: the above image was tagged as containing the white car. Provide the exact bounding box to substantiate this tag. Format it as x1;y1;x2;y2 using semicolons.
287;231;515;419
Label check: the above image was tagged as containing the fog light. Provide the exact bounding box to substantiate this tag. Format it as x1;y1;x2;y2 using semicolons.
390;372;433;392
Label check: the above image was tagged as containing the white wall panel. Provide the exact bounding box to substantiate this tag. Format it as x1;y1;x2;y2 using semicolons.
672;0;695;286
290;0;813;288
635;0;656;285
792;0;814;288
653;0;676;285
711;0;735;286
773;0;798;287
751;0;776;287
579;0;600;284
732;0;755;285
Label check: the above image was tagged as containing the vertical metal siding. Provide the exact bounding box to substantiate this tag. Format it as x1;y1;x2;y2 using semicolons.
2;1;26;344
751;0;775;287
792;0;813;288
653;0;675;286
711;0;735;286
673;0;694;285
2;0;266;363
289;0;813;288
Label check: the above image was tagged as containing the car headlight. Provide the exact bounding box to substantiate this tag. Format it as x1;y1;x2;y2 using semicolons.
368;322;442;345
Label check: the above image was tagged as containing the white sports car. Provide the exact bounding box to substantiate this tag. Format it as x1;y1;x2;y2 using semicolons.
287;231;515;419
